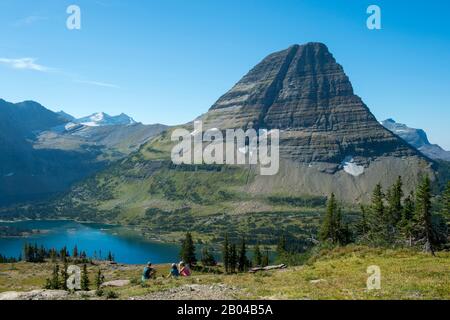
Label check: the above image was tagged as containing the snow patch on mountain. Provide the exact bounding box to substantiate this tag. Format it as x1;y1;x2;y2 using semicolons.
75;112;136;127
342;156;364;177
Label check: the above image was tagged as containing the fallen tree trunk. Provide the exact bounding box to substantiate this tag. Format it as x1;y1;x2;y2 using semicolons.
249;264;287;273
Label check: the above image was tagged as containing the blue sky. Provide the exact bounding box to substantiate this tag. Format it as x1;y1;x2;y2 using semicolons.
0;0;449;148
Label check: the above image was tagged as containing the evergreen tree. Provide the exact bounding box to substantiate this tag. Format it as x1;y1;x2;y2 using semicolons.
80;251;88;262
276;236;287;256
253;243;262;267
320;193;338;243
399;192;415;246
50;248;57;263
238;237;248;272
22;243;48;262
33;243;38;262
45;264;60;290
367;184;390;245
107;251;114;262
372;184;385;218
262;248;270;267
415;176;435;255
387;176;404;226
443;181;450;221
335;207;343;242
60;246;68;262
222;234;230;273
275;236;287;264
95;268;105;290
0;255;18;264
38;245;46;263
61;261;69;290
335;207;351;245
319;194;349;244
73;245;78;259
81;264;90;291
229;244;237;273
23;243;29;262
200;246;216;267
180;232;197;265
357;205;369;237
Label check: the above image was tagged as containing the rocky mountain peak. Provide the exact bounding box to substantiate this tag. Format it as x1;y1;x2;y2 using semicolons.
382;119;430;147
209;42;349;130
203;42;420;164
382;118;450;161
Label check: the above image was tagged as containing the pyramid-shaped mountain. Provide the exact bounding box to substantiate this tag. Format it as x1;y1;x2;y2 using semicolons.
202;42;419;164
198;42;433;201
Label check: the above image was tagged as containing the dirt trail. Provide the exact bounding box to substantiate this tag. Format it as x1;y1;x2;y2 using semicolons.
130;284;241;300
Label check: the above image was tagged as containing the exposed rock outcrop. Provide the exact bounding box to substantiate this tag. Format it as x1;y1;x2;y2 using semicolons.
101;280;130;287
203;43;420;165
0;290;69;301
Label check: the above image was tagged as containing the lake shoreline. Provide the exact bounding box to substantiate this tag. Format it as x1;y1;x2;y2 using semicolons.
0;219;182;264
0;217;181;244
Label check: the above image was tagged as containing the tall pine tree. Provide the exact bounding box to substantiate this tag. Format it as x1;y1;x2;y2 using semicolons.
320;193;338;243
95;268;105;290
253;243;262;267
45;264;60;290
367;183;390;245
415;176;435;255
229;244;237;273
73;245;78;259
262;248;270;267
180;232;197;265
276;236;287;255
319;193;348;244
61;261;69;290
387;176;404;226
399;192;415;246
81;264;90;291
222;234;230;273
238;237;248;272
201;246;216;267
443;181;450;221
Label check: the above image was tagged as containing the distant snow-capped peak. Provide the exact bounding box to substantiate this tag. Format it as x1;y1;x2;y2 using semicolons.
75;112;137;127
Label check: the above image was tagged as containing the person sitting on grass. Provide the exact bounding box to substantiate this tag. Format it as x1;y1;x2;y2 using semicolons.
142;262;156;282
167;263;179;278
179;262;191;277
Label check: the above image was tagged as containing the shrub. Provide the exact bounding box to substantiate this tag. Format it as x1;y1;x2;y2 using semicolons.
106;290;119;299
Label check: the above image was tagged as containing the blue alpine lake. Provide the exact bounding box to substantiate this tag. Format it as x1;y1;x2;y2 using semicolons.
0;220;181;264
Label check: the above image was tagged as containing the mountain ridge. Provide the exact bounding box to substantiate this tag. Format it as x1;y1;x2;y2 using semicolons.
0;98;167;205
75;112;137;127
382;118;450;161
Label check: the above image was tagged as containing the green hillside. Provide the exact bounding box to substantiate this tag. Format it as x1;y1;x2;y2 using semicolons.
1;246;449;300
6;127;335;244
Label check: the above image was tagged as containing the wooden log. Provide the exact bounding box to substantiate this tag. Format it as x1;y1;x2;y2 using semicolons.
249;264;287;273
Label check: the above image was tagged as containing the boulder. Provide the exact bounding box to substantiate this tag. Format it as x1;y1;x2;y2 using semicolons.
101;280;130;287
0;290;69;300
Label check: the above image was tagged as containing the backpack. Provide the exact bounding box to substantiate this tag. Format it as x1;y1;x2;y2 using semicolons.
143;267;152;279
